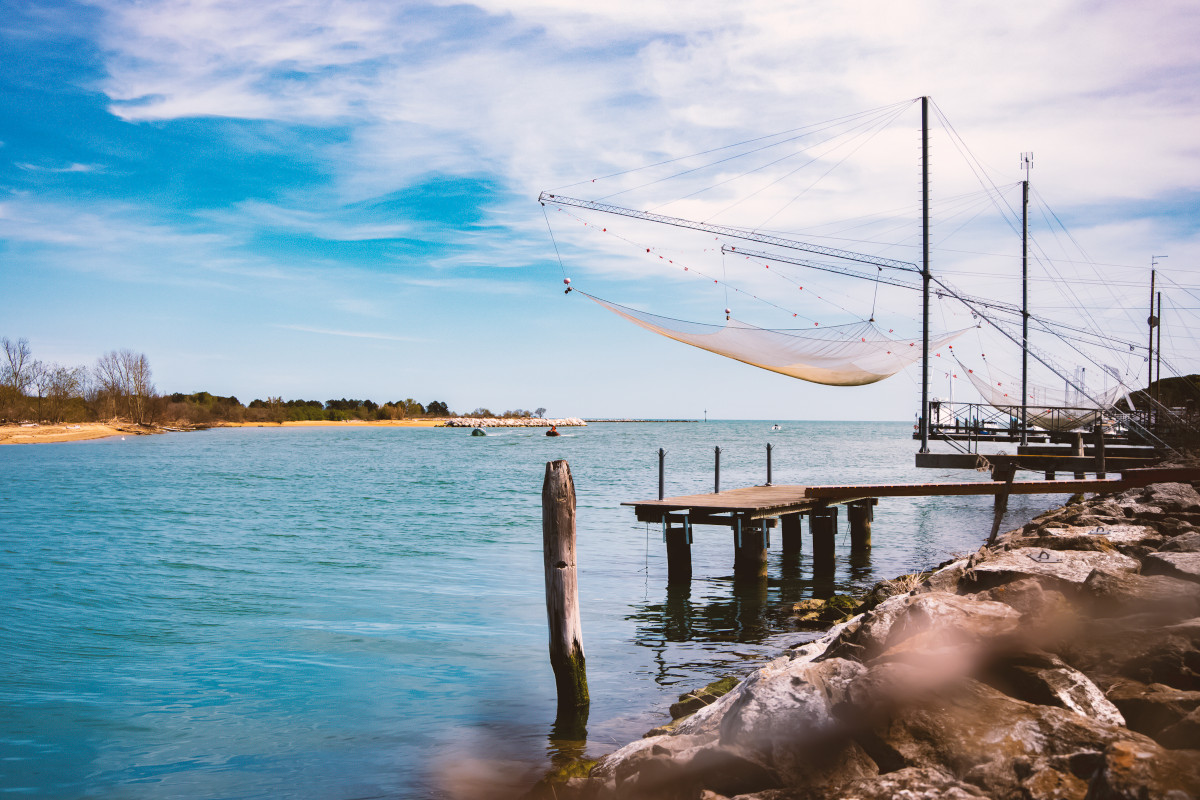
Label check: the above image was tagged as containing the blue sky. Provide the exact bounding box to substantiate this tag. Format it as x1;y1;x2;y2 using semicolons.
2;0;1198;420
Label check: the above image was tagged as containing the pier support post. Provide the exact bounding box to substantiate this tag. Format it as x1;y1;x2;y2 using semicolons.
1072;432;1086;480
665;515;692;585
1093;423;1107;479
848;500;873;552
811;507;838;575
989;462;1016;545
542;460;588;712
733;517;768;580
781;513;803;556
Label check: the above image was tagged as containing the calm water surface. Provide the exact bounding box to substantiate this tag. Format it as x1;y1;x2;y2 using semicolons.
0;422;1070;798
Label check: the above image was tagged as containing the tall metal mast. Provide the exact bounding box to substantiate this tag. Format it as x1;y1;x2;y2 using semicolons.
1020;153;1032;446
920;96;931;453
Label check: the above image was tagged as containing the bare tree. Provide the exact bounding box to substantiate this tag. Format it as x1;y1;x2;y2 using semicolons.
92;349;155;423
2;337;33;394
119;350;155;424
43;364;86;423
93;351;124;420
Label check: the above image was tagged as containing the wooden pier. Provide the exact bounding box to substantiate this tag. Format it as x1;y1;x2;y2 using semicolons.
623;466;1200;583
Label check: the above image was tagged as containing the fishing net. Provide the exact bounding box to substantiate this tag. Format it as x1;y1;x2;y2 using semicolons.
958;357;1124;432
585;293;966;386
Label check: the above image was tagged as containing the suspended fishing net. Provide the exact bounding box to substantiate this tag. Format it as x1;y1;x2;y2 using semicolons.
957;357;1125;432
584;293;966;386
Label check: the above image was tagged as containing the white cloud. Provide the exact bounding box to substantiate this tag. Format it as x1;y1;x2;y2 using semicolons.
275;324;421;341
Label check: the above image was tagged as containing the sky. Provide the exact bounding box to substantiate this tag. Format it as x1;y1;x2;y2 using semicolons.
2;0;1198;420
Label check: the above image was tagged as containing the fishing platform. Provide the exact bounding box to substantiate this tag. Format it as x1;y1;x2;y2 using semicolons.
624;465;1200;584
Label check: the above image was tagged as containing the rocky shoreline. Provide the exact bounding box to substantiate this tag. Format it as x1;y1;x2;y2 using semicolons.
542;472;1200;799
442;417;587;428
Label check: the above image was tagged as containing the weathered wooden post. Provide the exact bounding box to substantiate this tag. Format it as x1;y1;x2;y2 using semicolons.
542;460;589;712
665;513;692;585
848;500;874;552
765;443;773;486
714;446;721;494
733;516;768;580
811;506;838;574
989;462;1017;544
1072;432;1086;480
1093;422;1106;478
781;513;803;556
658;447;666;500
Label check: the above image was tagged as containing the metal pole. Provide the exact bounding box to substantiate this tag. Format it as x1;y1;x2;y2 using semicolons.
714;446;721;494
920;95;931;454
1156;291;1163;405
658;447;665;501
766;443;773;486
1148;267;1156;392
1021;177;1029;447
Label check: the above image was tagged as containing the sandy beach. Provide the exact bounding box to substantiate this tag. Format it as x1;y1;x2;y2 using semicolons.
0;418;452;445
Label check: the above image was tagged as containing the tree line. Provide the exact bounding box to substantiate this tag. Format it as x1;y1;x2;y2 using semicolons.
2;337;156;424
2;336;545;426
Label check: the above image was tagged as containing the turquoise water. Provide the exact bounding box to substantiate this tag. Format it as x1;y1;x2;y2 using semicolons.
0;422;1068;798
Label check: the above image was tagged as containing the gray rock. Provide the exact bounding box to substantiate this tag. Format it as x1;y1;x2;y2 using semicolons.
965;548;1140;591
880;593;1021;656
1087;738;1200;797
1106;679;1200;740
973;577;1072;619
984;650;1125;727
1157;706;1200;750
843;667;1146;798
1142;482;1200;513
1143;552;1200;585
836;766;988;799
1161;532;1200;552
1083;568;1200;618
718;657;871;787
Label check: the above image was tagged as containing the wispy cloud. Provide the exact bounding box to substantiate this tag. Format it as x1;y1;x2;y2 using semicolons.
275;324;422;342
16;161;102;173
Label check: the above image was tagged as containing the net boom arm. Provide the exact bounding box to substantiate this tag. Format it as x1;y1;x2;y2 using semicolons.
538;191;916;271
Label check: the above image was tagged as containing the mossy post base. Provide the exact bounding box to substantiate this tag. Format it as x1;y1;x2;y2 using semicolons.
848;500;874;551
542;460;589;711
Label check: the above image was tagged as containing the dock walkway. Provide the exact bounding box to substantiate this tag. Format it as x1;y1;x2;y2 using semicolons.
623;466;1200;583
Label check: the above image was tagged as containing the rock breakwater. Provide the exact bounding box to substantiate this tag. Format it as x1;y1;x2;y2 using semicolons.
442;417;587;428
546;478;1200;799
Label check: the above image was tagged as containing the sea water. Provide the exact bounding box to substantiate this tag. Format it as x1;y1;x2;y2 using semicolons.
0;422;1070;798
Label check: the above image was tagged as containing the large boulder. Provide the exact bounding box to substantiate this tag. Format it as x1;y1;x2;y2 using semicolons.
1105;679;1200;741
982;650;1125;727
1143;552;1200;585
1161;531;1200;552
1082;568;1200;618
716;657;875;788
841;665;1156;798
1086;738;1200;798
964;548;1140;592
835;766;989;799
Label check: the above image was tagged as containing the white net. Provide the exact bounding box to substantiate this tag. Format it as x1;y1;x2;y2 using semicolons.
958;358;1124;432
585;293;966;387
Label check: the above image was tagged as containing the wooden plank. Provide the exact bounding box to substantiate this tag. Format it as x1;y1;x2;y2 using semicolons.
915;452;1155;471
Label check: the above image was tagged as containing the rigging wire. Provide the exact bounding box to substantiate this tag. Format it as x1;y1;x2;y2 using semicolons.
552;99;915;194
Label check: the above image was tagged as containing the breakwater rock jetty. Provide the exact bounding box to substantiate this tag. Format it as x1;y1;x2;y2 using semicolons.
442;417;586;428
551;478;1200;800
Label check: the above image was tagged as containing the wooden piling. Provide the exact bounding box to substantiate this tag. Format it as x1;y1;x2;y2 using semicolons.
847;500;873;551
665;516;692;585
733;518;768;579
542;460;588;710
781;512;803;556
1093;423;1107;479
1072;432;1086;480
988;463;1017;544
811;507;838;574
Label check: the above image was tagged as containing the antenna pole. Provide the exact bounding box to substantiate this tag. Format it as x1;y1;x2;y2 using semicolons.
1155;291;1163;404
920;95;931;454
1148;265;1156;392
1020;152;1032;447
